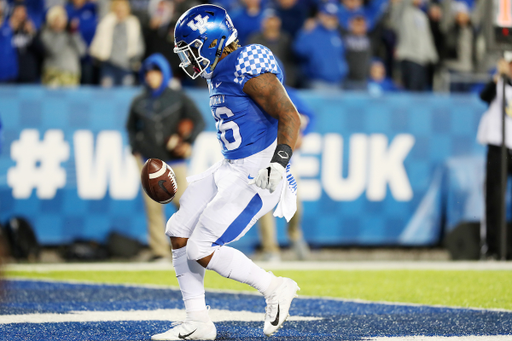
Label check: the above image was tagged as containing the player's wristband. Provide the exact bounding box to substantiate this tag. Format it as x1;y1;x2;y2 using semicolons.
270;144;293;168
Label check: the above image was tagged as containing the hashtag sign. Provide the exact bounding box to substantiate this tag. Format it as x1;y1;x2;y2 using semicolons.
7;129;70;199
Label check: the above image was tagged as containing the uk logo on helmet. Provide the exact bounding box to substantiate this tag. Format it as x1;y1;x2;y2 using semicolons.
187;15;209;34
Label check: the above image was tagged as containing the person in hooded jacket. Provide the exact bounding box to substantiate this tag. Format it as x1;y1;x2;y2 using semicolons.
126;53;205;261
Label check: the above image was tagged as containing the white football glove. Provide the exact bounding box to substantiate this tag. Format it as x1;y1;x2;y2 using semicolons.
248;162;285;193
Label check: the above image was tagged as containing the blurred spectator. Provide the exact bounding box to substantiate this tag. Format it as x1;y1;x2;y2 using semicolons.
66;0;98;46
337;0;388;31
274;0;312;39
442;2;474;74
372;0;397;81
294;2;347;89
41;5;86;87
95;0;111;19
248;10;297;86
230;0;265;46
144;0;174;62
455;0;475;9
127;0;151;26
427;2;443;62
170;0;198;20
342;15;372;90
367;58;398;95
0;0;18;82
213;0;241;12
390;0;438;91
366;0;389;26
426;2;443;90
10;3;43;83
90;0;144;87
439;1;475;92
126;53;205;262
7;0;44;29
144;0;200;84
338;0;365;28
66;0;99;84
46;0;66;9
470;0;500;73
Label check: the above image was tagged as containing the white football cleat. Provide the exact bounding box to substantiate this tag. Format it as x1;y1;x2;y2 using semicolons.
152;313;216;340
263;277;300;337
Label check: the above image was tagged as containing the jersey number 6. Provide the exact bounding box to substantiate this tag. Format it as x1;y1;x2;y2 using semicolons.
212;106;242;151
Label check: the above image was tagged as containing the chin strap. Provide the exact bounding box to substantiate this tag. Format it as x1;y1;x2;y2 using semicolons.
209;36;226;73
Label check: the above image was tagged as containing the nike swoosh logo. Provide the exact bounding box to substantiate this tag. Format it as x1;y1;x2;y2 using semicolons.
178;329;197;339
216;82;222;88
270;305;280;326
158;180;173;197
248;175;254;180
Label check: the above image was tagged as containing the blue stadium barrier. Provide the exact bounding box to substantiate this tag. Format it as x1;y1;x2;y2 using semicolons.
0;86;489;249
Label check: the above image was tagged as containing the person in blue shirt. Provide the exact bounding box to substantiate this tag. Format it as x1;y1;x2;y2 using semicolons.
338;0;367;28
151;4;301;341
7;0;44;29
455;0;475;9
367;58;399;95
10;3;44;83
65;0;98;84
230;0;266;46
65;0;97;46
212;0;241;12
0;3;18;82
274;0;313;39
294;2;347;89
337;0;388;30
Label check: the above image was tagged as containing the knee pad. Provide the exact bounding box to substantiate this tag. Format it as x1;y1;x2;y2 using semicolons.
164;217;174;237
186;238;202;261
165;214;191;238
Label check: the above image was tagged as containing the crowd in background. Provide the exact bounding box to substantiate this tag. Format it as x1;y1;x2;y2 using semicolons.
0;0;498;92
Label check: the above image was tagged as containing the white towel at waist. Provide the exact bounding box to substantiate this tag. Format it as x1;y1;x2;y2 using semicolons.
274;163;297;222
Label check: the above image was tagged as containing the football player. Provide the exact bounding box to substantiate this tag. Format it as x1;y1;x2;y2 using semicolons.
151;4;301;341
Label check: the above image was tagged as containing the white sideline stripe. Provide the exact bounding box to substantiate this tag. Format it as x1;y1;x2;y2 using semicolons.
368;337;512;340
148;162;166;179
0;309;321;324
6;260;512;272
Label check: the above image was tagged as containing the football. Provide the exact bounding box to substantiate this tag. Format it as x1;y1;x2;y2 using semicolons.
140;158;178;204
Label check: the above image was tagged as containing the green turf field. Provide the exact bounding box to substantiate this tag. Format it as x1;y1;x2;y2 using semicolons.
6;269;512;311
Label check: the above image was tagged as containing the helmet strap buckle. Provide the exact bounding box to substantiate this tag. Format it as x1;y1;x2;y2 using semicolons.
210;36;226;72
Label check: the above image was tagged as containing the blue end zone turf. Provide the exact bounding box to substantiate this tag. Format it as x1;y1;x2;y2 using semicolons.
1;280;511;340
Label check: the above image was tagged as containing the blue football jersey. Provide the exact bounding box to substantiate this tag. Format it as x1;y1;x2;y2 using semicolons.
207;44;284;159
